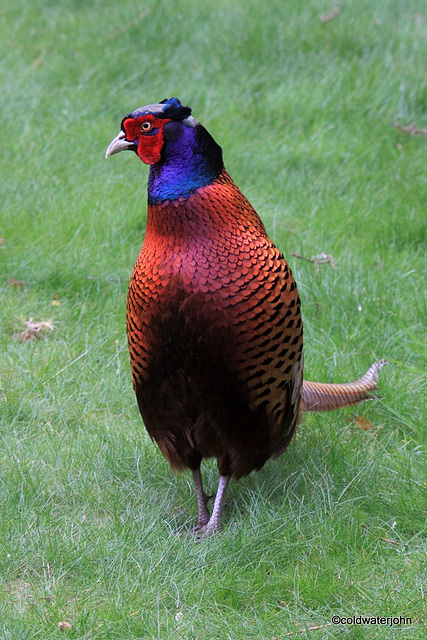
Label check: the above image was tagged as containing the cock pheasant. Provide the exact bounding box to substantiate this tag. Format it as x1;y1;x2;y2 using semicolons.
106;98;385;535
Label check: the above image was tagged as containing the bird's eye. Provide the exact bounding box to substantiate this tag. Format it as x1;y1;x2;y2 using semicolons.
140;121;153;132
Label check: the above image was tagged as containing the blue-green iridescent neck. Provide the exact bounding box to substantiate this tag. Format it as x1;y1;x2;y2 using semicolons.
147;121;223;204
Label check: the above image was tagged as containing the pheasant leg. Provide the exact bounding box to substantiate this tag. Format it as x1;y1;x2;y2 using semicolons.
200;475;230;535
192;468;211;527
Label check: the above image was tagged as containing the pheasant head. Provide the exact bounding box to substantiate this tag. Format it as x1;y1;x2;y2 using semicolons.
105;97;223;204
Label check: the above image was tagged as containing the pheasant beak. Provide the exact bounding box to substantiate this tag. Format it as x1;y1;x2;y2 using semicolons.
105;130;136;159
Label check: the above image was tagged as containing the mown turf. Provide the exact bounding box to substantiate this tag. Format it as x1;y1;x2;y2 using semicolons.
0;0;426;638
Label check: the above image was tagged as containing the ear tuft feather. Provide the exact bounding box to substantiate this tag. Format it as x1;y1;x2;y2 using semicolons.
160;97;192;120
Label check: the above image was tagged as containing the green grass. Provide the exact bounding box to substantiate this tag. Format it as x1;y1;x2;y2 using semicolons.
1;0;426;638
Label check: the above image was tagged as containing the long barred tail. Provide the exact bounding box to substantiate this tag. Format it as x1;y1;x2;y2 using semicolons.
301;359;387;412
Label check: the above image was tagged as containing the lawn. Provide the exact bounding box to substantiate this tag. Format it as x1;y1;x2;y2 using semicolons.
0;0;426;638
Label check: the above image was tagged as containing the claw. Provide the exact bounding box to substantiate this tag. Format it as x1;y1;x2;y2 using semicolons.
193;525;221;539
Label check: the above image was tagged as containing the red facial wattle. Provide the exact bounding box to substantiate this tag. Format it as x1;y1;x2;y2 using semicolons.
122;115;171;165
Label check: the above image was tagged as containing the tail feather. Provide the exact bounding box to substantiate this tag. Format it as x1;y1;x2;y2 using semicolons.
301;359;387;412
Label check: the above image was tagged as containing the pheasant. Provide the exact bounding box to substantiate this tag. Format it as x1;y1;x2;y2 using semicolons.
105;98;385;535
